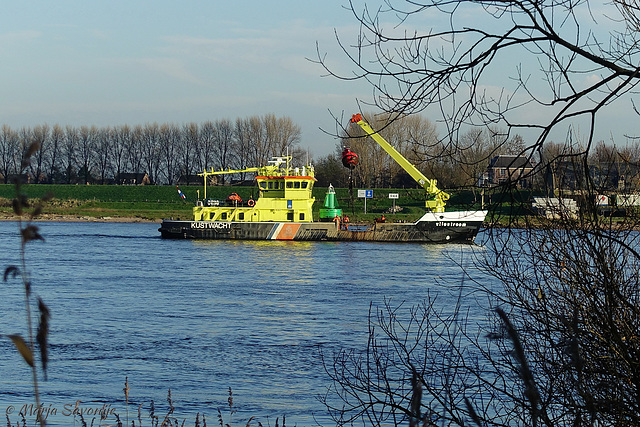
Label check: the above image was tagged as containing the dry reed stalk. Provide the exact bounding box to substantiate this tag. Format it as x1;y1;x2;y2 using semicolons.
3;141;51;427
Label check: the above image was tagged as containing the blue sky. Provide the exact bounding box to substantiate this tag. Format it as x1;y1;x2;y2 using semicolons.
0;1;635;161
0;1;370;157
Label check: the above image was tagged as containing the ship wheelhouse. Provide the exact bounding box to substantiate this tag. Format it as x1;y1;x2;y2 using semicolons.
192;156;316;223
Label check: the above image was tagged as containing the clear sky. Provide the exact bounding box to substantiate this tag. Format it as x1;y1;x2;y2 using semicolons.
0;1;634;162
0;1;371;158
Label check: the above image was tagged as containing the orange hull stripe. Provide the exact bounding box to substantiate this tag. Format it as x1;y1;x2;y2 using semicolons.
277;223;301;240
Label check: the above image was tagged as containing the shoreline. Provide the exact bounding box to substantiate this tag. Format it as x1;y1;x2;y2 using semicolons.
0;213;162;223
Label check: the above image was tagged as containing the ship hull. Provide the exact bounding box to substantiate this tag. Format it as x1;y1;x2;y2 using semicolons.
159;211;486;243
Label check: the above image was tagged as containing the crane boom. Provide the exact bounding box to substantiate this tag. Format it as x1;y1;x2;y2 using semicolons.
350;113;450;213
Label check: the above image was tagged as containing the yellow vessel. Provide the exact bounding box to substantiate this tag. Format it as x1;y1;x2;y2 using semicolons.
192;156;316;223
159;115;487;242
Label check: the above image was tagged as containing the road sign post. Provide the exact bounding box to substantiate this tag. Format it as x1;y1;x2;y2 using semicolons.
389;193;399;213
358;190;373;213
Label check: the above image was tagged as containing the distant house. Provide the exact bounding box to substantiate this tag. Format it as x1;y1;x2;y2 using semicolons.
3;173;30;184
589;161;640;192
115;172;151;185
178;174;218;186
551;160;640;192
229;179;255;187
487;155;535;188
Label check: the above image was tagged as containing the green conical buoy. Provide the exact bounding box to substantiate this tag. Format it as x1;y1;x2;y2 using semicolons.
318;184;342;221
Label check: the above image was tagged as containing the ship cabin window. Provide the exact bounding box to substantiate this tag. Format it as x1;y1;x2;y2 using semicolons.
287;212;294;221
286;182;293;188
221;212;227;220
299;213;305;221
301;182;308;189
294;181;301;189
259;182;267;189
268;180;283;190
238;213;244;220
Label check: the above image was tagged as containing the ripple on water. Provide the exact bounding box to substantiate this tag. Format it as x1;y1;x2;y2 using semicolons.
0;221;488;426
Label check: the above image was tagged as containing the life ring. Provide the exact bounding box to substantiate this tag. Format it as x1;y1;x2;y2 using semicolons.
247;199;255;207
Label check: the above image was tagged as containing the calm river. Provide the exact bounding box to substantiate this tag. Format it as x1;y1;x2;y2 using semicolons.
0;221;488;426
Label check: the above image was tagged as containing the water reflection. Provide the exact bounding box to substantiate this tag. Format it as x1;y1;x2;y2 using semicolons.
0;222;488;426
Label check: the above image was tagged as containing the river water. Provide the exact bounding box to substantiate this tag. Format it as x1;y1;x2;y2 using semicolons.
0;221;488;426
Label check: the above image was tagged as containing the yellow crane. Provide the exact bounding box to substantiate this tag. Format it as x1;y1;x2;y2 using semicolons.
350;113;450;213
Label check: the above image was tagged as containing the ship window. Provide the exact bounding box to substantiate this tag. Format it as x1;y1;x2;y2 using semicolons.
238;213;244;220
259;182;267;189
287;212;294;221
301;182;308;188
221;212;227;220
286;182;293;188
268;182;274;189
299;213;305;221
294;182;301;189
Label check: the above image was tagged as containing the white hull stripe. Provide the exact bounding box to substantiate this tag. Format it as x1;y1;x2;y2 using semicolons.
267;223;285;239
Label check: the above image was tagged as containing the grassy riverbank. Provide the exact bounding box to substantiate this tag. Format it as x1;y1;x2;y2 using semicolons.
0;184;487;222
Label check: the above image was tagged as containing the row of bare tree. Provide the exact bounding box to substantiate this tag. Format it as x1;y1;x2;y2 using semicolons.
316;0;640;423
314;113;640;193
0;110;529;189
3;109;637;192
315;113;526;189
0;114;303;185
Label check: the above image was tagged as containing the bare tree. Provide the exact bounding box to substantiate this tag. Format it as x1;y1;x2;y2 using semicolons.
314;153;350;187
46;125;63;183
180;122;199;180
127;125;145;175
0;114;308;185
233;118;251;176
320;0;640;161
0;125;19;184
94;127;112;184
474;218;640;425
62;126;79;184
77;125;97;184
197;120;216;173
111;125;130;183
142;123;162;185
443;127;525;190
324;212;640;425
262;114;302;158
29;124;49;183
159;123;180;185
319;0;640;425
344;113;441;188
247;116;267;166
18;127;34;178
322;297;511;426
212;119;234;183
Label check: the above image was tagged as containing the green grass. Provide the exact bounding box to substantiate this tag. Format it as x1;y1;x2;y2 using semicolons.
0;184;486;222
0;184;194;220
0;184;187;202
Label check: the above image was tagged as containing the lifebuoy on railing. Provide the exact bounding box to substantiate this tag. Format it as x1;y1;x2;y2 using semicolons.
247;199;255;207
